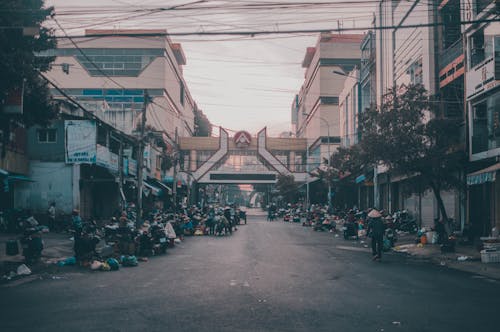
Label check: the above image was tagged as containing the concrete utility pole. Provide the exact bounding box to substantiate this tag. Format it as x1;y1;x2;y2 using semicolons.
136;90;150;226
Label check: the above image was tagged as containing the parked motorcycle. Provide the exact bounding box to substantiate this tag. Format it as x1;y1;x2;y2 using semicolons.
342;221;359;240
19;218;43;263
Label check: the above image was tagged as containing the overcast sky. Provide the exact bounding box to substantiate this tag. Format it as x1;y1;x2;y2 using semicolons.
47;0;374;136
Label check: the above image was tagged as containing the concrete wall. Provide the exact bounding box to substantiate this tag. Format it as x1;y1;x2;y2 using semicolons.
27;121;66;162
15;162;74;214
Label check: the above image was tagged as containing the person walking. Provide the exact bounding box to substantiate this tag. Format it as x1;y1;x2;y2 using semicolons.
366;209;385;261
47;202;56;232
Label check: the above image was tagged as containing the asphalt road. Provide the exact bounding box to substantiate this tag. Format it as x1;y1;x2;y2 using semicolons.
1;209;500;332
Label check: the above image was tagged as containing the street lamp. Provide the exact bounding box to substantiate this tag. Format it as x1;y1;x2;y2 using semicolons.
303;112;333;212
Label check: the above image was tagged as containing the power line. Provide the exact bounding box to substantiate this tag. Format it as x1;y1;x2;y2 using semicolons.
52;17;500;39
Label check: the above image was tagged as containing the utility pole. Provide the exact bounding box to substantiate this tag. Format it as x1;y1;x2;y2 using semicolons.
136;90;149;226
172;127;178;217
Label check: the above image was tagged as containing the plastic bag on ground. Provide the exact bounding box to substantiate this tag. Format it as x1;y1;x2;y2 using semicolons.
17;264;32;276
90;260;103;270
121;255;138;267
100;262;111;271
106;258;120;271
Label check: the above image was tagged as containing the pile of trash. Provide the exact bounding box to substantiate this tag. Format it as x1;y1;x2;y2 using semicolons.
480;235;500;264
56;255;141;272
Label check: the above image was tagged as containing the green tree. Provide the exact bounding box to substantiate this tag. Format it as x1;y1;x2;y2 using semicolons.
0;0;57;155
275;174;299;204
358;84;465;222
193;107;212;137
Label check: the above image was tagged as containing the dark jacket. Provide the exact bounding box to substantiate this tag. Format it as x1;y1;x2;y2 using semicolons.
367;217;385;237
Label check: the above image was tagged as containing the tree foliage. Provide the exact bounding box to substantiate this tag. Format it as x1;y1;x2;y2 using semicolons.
194;108;212;137
0;1;58;155
357;84;465;221
275;174;299;203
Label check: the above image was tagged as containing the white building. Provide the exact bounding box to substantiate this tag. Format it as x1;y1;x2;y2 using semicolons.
463;1;500;236
43;29;196;137
339;68;360;148
375;0;461;228
292;33;363;172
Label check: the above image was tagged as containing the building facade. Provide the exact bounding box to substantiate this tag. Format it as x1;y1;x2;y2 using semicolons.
372;0;462;228
292;32;363;180
464;0;500;236
41;29;196;138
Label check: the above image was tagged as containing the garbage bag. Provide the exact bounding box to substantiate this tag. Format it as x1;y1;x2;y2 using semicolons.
57;256;76;266
100;262;111;271
17;264;32;276
90;260;103;270
106;258;120;271
122;255;138;267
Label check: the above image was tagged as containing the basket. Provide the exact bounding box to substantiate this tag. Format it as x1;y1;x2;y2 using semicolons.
480;250;500;264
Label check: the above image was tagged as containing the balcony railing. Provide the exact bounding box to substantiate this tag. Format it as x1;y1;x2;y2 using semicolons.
439;39;463;70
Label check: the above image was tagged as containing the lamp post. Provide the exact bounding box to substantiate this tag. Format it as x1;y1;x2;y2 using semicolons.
303;112;332;212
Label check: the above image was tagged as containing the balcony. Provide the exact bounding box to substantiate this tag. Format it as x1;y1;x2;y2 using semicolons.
439;39;463;71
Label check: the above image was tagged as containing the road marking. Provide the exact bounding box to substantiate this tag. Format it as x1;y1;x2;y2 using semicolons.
336;245;371;253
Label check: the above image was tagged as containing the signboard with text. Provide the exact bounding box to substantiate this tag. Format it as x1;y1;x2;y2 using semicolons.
466;57;499;99
65;120;97;164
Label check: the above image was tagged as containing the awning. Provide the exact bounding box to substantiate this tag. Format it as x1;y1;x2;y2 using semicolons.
8;174;34;182
467;163;500;186
355;174;366;184
143;180;162;197
149;178;172;195
0;168;34;182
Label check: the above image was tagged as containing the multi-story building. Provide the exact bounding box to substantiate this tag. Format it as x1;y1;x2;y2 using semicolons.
41;29;196;138
292;33;363;201
375;0;462;228
464;1;500;237
15;29;199;218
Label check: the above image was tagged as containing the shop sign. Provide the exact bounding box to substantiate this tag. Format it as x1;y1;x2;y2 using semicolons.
96;145;119;172
65;120;97;164
466;57;499;99
128;159;137;176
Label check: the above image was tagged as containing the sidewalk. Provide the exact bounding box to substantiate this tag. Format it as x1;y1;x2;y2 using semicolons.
392;234;500;280
0;232;74;281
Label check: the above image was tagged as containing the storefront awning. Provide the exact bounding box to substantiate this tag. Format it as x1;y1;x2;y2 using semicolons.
0;168;33;182
355;174;366;184
467;163;500;186
148;178;172;195
143;180;162;197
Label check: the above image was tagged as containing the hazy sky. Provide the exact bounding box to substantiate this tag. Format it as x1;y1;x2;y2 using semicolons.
47;0;374;136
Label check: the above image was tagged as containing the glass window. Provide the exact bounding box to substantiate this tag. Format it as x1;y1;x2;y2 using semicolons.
37;129;57;143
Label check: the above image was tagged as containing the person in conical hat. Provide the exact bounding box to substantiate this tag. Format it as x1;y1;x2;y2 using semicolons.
366;209;385;261
368;209;382;218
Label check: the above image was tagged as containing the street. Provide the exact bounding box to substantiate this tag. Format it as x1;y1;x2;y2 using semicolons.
1;209;499;332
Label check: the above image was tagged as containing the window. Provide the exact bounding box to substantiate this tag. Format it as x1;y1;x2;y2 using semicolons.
37;129;57;143
180;81;185;106
156;156;162;170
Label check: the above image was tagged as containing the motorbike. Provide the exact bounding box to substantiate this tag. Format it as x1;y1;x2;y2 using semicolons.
342;221;359;240
393;210;418;234
74;222;101;262
283;213;291;222
151;224;168;255
384;228;397;249
19;218;44;263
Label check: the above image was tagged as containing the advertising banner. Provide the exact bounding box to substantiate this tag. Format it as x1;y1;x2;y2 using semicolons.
65;120;97;164
96;144;119;173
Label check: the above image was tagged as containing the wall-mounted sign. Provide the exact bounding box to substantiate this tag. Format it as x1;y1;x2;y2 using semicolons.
65;120;97;164
466;57;499;99
96;144;119;173
234;131;252;148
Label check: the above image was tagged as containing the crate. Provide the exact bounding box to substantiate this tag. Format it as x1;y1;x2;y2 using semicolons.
480;250;500;263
